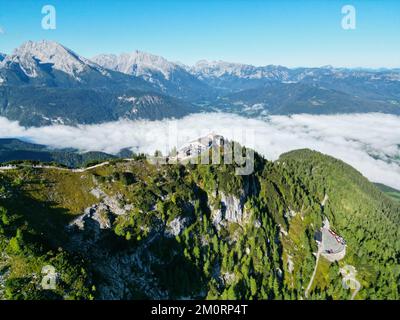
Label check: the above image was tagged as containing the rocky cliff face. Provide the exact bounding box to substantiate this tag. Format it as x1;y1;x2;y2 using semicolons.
64;185;168;299
165;216;190;237
211;192;250;229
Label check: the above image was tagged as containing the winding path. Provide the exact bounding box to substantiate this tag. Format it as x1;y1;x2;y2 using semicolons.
304;245;322;298
0;159;137;173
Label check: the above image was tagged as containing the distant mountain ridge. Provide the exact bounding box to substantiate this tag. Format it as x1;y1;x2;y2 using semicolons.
0;40;399;126
92;51;214;100
0;40;154;91
0;138;117;168
0;86;195;126
2;40;400;92
0;41;196;126
4;40;105;78
213;82;400;116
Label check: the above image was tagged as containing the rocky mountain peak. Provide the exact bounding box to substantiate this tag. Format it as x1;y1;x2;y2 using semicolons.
93;50;179;80
2;40;107;78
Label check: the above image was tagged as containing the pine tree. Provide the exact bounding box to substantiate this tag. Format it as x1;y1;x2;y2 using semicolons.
250;277;257;297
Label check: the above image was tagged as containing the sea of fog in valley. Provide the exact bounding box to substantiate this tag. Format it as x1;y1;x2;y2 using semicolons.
0;113;399;189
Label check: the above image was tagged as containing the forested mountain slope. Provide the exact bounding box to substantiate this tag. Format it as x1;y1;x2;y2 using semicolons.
0;148;398;300
0;86;195;127
0;138;117;168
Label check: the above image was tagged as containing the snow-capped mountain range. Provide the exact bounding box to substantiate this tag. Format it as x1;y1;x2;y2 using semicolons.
1;40;400;93
2;40;109;79
191;60;290;80
0;40;399;126
0;40;154;91
92;50;178;80
92;51;213;100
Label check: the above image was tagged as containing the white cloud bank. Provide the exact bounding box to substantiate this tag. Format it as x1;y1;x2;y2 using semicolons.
0;113;400;189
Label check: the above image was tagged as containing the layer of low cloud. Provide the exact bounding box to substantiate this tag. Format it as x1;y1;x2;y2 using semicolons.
0;113;399;189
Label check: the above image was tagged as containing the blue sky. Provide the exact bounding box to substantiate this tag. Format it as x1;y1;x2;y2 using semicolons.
0;0;399;67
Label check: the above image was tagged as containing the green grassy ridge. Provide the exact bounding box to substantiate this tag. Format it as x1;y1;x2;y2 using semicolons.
0;148;399;300
375;183;400;202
